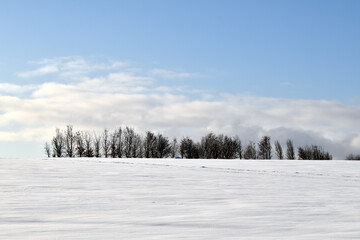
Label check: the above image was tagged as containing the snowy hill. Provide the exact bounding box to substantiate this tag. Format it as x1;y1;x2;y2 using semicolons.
1;158;359;239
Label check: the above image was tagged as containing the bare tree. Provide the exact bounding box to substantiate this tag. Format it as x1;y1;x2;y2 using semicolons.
258;136;272;159
44;142;51;157
131;132;142;158
52;128;65;157
84;131;94;158
144;131;157;158
124;127;135;158
243;141;257;159
156;134;171;158
201;133;220;159
222;135;238;159
193;142;201;159
215;134;224;159
46;126;337;161
286;139;295;160
298;145;332;160
274;140;283;160
75;131;85;157
102;129;110;158
180;137;196;159
93;133;101;158
346;153;360;160
137;134;144;158
116;127;123;158
110;130;118;158
298;146;310;160
65;125;76;157
201;133;215;159
234;135;242;159
170;138;179;158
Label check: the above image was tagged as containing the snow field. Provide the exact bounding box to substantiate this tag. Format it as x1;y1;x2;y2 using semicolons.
1;158;359;239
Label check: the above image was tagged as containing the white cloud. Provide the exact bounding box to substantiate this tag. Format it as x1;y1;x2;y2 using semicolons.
0;83;36;94
2;57;360;159
350;135;360;149
18;65;59;78
18;56;128;80
107;72;152;85
150;68;199;79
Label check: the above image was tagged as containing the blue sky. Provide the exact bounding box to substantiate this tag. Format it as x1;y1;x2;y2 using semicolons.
0;0;359;158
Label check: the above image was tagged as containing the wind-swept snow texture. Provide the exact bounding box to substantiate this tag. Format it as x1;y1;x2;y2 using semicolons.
1;158;359;239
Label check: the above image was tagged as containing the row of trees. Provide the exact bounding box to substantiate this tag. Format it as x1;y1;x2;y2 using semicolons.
45;126;176;159
45;126;332;160
346;153;360;160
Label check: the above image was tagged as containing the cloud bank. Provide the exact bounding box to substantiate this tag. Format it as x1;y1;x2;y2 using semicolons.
1;56;359;159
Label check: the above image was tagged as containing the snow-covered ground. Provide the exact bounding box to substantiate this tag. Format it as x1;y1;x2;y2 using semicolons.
1;158;359;239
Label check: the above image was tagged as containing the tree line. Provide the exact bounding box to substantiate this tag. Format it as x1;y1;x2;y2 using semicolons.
44;125;334;160
346;153;360;161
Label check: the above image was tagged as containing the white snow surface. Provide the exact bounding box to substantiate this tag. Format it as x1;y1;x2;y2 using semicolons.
1;158;360;239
